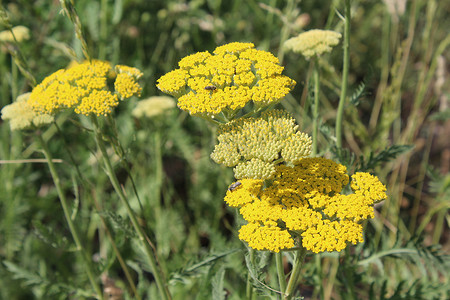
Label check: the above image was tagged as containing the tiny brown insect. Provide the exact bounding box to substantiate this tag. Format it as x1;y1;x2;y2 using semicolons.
204;85;217;91
228;181;242;192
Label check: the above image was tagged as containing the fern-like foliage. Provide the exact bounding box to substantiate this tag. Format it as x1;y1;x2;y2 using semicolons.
3;261;96;298
332;144;414;172
245;250;282;298
349;80;367;107
168;249;239;284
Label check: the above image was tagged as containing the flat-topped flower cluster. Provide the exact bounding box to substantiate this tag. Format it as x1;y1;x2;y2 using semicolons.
157;42;296;118
29;60;142;117
225;159;387;253
2;60;143;130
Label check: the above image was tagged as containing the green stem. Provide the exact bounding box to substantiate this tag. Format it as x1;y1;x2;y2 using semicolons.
246;249;255;300
277;0;295;64
37;133;103;300
90;116;171;300
284;246;307;300
275;252;287;294
335;0;351;149
312;59;320;156
92;196;142;300
98;0;108;60
60;0;91;60
152;130;163;216
10;56;18;101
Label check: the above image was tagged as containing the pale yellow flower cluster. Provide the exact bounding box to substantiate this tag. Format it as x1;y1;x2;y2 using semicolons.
157;42;296;117
284;29;342;59
0;25;30;43
224;158;387;253
132;96;176;119
1;93;53;131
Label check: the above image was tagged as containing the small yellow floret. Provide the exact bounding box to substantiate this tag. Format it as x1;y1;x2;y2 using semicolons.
213;42;255;55
115;65;143;79
75;90;119;116
238;223;294;253
115;73;142;99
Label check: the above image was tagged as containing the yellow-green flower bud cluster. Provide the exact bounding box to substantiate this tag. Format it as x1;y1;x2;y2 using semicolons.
1;93;54;131
234;158;275;179
28;60;142;116
224;158;387;253
157;42;296;117
284;29;342;60
210;110;312;179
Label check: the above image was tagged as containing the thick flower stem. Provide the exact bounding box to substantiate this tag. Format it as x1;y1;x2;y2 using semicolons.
335;0;351;149
283;246;307;300
37;133;103;300
90;116;171;300
275;252;287;294
312;58;320;156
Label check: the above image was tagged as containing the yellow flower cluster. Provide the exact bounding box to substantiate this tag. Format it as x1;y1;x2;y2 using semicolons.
284;29;342;59
210;110;312;179
1;93;54;131
115;65;143;99
28;60;142;116
157;42;296;117
224;158;387;253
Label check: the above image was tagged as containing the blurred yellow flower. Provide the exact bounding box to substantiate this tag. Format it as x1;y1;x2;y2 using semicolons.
1;93;54;131
28;60;142;116
224;158;387;253
157;42;295;117
284;29;342;59
0;25;30;43
132;96;176;119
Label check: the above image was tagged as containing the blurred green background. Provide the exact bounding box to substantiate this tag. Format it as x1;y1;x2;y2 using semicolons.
0;0;449;299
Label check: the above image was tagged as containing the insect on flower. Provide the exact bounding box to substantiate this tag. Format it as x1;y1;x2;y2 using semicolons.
228;181;242;192
204;85;217;91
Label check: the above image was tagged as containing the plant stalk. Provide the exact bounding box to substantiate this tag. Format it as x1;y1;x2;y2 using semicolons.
37;133;103;300
90;116;171;300
246;248;255;300
312;58;320;156
335;0;351;149
284;246;307;300
275;252;287;294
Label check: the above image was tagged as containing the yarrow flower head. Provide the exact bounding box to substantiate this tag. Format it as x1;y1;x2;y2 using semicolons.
284;29;342;60
224;157;387;253
132;96;176;119
211;109;312;179
1;93;54;131
27;60;142;116
157;42;296;119
0;25;30;43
